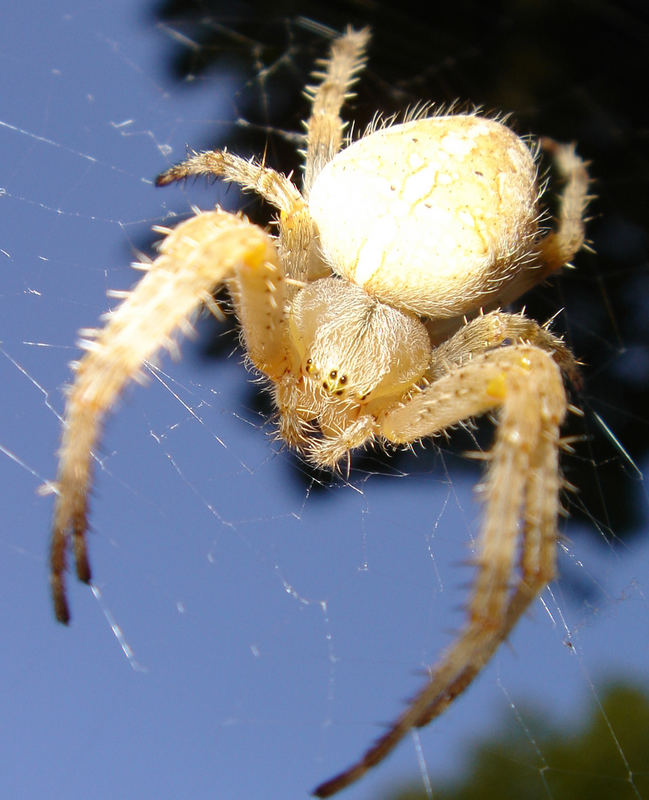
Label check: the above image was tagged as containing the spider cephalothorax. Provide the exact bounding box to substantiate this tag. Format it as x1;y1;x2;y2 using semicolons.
49;27;589;797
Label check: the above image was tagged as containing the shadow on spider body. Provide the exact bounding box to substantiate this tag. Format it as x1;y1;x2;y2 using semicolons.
49;26;589;797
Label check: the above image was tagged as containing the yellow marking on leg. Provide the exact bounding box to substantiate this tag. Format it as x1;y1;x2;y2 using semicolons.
485;372;507;400
242;240;269;270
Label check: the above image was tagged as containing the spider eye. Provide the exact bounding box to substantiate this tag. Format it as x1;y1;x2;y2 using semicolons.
312;365;351;396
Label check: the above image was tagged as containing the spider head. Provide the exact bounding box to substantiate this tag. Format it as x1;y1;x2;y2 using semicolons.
290;277;430;406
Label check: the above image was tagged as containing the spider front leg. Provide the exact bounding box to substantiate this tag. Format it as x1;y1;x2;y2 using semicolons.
314;344;566;796
51;210;288;623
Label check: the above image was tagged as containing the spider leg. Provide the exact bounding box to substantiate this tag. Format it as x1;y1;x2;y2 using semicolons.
157;146;322;284
313;345;566;797
537;138;592;272
414;369;560;728
306;414;378;469
302;27;370;194
427;309;580;386
156;150;303;215
492;140;590;308
51;210;288;623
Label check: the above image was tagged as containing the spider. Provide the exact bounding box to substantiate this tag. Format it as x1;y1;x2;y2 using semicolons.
49;26;589;797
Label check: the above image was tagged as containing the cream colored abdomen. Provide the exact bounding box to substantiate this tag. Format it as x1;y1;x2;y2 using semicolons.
308;115;539;317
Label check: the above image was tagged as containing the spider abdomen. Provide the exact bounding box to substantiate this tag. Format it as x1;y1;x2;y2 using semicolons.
309;115;539;318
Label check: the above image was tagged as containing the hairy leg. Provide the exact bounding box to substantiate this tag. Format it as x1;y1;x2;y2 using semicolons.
156;149;303;213
314;345;566;796
426;309;580;386
493;139;590;307
51;210;286;622
156;138;322;284
302;27;370;194
537;138;592;271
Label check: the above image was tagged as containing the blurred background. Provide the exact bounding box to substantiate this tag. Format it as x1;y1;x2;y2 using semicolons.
2;1;648;798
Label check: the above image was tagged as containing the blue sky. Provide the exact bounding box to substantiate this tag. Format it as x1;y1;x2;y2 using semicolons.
2;3;648;799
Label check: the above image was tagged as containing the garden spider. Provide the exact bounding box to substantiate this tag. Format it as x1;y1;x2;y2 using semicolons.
49;26;589;797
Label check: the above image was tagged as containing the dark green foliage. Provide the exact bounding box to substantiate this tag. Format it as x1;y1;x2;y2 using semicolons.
389;683;649;800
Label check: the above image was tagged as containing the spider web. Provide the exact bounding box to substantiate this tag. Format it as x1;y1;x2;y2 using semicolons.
2;2;649;798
